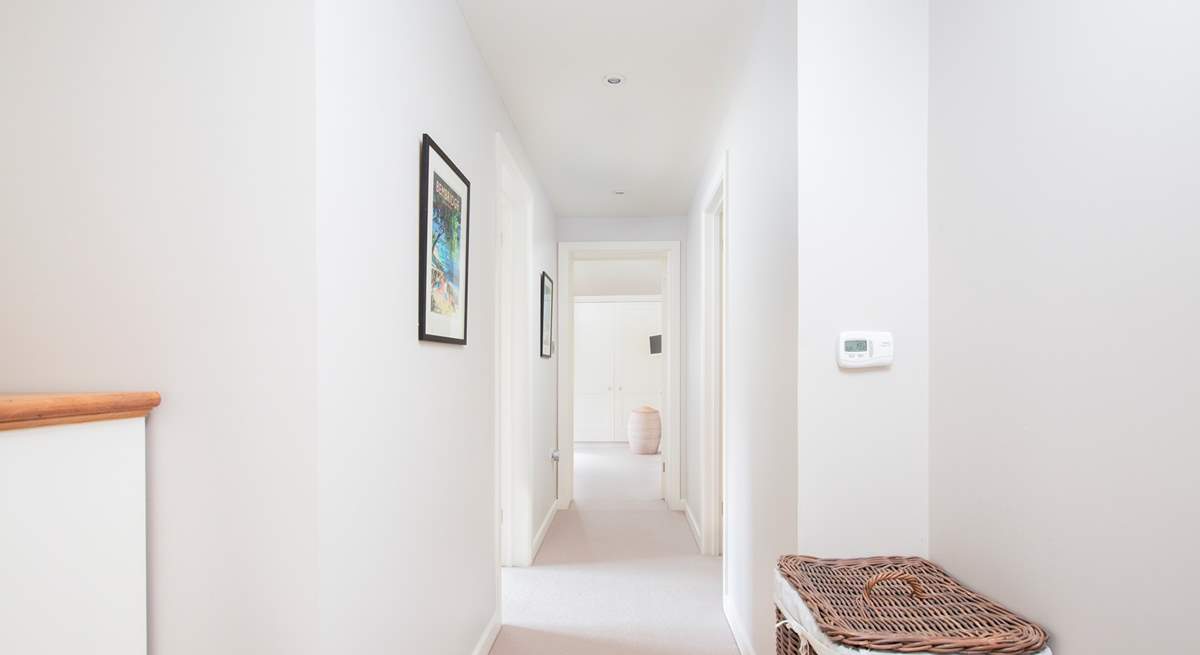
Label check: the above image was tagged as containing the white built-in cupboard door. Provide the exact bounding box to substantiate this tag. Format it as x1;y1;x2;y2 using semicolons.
613;301;664;441
574;300;665;442
573;302;614;441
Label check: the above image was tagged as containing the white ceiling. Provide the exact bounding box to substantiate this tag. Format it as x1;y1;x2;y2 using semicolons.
458;0;759;218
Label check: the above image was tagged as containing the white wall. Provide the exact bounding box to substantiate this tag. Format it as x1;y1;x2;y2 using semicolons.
794;1;930;558
928;2;1200;651
0;1;319;653
2;3;557;652
686;0;798;649
558;216;688;243
315;1;555;653
573;259;666;296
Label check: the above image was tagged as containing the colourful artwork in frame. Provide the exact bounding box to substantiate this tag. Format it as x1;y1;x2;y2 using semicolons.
540;272;554;358
419;134;471;344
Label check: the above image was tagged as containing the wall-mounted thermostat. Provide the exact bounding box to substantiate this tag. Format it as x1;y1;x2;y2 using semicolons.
837;331;893;369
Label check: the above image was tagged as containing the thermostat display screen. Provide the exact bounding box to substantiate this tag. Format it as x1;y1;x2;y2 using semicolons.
844;340;868;352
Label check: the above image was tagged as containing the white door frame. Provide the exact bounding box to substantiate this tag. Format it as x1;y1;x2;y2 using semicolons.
574;294;663;304
701;154;729;560
495;133;535;571
557;241;683;511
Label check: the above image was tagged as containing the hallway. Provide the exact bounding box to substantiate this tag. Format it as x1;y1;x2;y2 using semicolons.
5;2;1199;654
491;445;737;655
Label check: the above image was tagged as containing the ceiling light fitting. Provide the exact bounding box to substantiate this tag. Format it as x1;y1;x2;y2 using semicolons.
604;75;625;86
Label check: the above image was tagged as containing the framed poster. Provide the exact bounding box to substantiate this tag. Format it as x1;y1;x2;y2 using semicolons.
540;272;554;358
418;134;471;344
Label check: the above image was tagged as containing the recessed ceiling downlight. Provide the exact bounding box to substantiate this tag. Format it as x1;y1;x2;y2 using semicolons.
613;190;626;195
604;74;625;86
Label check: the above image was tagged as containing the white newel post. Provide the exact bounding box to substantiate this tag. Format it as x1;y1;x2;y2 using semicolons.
0;393;160;655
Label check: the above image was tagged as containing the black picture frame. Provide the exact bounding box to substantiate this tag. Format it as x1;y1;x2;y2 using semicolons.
540;272;554;358
418;134;471;345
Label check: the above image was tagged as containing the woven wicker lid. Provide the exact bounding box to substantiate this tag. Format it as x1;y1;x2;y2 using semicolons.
778;555;1048;654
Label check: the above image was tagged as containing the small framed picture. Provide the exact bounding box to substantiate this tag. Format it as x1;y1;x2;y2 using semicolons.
540;272;554;358
418;134;471;344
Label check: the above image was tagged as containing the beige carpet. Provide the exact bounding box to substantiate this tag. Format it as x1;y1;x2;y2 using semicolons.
490;444;738;655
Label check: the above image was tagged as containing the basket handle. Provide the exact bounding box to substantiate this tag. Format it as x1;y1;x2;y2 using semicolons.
862;571;926;603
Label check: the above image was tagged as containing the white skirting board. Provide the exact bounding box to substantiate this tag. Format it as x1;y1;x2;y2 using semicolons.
470;609;501;655
724;594;757;655
531;501;558;562
682;499;702;550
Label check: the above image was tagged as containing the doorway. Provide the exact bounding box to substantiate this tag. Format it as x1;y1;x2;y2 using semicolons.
494;133;535;570
573;291;666;499
556;242;683;511
701;157;729;567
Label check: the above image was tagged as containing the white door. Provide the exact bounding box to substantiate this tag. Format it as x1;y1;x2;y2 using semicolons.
573;302;614;442
612;301;664;441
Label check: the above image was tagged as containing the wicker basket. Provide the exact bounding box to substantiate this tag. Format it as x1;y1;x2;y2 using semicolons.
776;555;1048;655
776;608;815;655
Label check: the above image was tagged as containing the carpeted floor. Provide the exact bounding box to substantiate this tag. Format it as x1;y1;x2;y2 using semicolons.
490;443;738;655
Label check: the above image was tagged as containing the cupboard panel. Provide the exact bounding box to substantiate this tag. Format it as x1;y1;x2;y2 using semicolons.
573;299;664;442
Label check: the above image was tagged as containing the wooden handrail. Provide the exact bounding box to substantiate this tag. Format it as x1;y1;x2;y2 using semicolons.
0;392;161;432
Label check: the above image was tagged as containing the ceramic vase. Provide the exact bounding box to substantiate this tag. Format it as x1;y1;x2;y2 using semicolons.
627;405;662;454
